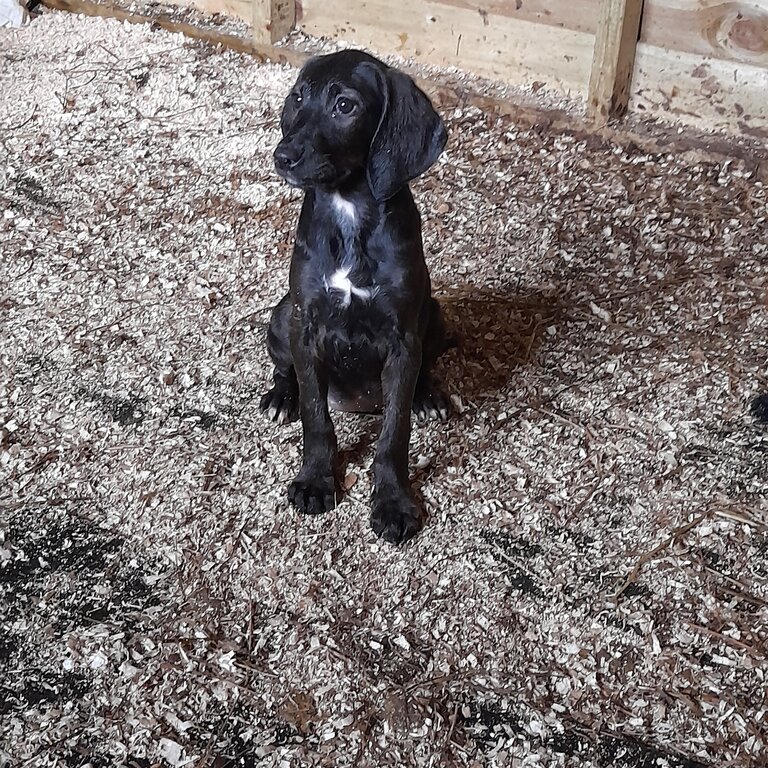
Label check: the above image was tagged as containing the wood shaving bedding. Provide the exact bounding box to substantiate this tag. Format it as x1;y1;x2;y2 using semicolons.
1;10;767;768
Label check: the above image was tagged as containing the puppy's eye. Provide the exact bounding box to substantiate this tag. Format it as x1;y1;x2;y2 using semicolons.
335;98;355;115
291;92;303;105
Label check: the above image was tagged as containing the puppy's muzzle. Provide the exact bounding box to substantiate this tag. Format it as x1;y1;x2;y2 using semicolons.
274;142;337;188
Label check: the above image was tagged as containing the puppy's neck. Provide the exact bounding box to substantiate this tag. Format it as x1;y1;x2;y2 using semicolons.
331;192;358;228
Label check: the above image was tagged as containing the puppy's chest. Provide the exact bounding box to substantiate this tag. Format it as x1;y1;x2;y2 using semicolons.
308;265;386;364
313;260;382;342
323;264;378;308
318;194;381;311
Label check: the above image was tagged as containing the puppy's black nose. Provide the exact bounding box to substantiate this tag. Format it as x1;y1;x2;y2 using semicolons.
274;144;303;171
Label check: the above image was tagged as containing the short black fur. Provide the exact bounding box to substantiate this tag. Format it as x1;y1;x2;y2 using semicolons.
260;49;451;544
751;394;768;423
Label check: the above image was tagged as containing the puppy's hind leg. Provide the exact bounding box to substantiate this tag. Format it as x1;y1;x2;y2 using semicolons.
412;298;451;422
412;371;450;422
260;294;300;424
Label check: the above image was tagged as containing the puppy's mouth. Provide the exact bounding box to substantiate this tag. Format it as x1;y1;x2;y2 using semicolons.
276;168;304;188
275;162;347;190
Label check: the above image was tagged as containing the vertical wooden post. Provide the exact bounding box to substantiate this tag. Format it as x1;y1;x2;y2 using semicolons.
252;0;295;45
588;0;644;125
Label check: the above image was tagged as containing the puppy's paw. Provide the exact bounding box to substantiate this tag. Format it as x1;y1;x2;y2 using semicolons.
288;475;336;515
370;490;422;544
260;385;299;424
412;385;450;422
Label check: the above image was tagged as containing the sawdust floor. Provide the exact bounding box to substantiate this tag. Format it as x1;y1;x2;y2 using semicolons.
1;9;768;768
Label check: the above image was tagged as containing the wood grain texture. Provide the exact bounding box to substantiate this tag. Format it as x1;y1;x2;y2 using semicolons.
642;0;768;66
252;0;295;44
432;0;600;34
588;0;644;124
298;0;595;95
631;41;768;137
164;0;253;23
459;0;768;66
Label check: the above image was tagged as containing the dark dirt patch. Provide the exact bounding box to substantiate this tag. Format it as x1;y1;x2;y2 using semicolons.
460;701;527;744
187;700;309;766
623;583;652;600
462;701;709;767
59;743;117;768
1;510;123;595
595;733;709;768
604;613;645;637
482;531;545;596
15;354;59;385
482;530;543;559
0;631;19;666
171;406;219;429
0;505;169;718
91;392;147;426
0;669;91;716
13;174;62;213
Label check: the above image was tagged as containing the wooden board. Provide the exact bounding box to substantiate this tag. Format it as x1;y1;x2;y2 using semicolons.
641;0;768;66
433;0;600;34
158;0;296;41
588;0;644;123
163;0;252;23
298;0;596;96
631;41;768;138
252;0;294;44
172;0;766;70
636;1;768;136
435;1;768;67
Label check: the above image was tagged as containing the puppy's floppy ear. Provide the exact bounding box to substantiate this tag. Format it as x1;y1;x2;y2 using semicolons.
364;65;447;202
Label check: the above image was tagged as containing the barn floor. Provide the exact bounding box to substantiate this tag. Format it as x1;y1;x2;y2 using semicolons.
2;9;768;768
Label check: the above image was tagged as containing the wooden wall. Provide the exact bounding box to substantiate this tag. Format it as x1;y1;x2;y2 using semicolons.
165;0;768;137
173;0;251;23
641;0;768;63
295;0;768;137
297;0;599;97
634;0;768;136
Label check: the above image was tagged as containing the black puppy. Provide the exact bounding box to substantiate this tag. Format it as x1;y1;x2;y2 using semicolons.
260;49;450;544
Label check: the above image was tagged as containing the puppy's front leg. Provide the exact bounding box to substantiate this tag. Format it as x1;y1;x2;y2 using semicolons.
288;327;338;516
371;334;422;544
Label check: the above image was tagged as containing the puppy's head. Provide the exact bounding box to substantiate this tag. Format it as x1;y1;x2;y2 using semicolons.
274;49;447;202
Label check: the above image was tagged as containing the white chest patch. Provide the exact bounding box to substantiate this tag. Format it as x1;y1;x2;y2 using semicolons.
332;193;357;225
325;267;375;307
